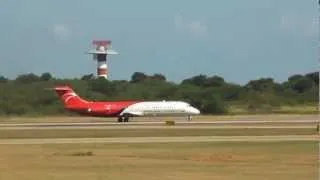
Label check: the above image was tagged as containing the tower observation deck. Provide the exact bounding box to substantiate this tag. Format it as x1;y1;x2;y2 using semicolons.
87;40;119;79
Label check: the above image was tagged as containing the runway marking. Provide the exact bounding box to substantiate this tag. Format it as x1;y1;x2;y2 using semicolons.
0;125;315;130
0;120;317;127
0;135;318;144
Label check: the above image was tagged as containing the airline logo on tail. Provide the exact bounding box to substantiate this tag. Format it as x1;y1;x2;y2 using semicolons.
63;92;78;104
53;85;89;108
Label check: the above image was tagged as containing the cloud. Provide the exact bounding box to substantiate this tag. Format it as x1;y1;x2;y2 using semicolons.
51;24;71;40
174;14;208;37
280;14;318;37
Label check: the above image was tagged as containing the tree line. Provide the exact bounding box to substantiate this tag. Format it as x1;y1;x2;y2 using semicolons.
0;71;318;116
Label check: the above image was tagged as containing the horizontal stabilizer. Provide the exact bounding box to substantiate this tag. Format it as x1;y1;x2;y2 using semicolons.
44;85;72;91
54;86;72;91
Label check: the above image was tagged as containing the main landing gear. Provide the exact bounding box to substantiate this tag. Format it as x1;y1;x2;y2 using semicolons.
117;115;129;122
187;115;192;121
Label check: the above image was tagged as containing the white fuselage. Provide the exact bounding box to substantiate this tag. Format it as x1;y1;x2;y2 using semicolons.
120;101;200;117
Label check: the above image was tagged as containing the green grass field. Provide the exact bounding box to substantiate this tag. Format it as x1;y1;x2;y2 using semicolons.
0;142;317;180
228;104;318;114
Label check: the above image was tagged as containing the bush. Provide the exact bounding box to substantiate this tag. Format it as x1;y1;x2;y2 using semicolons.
201;95;227;115
70;151;94;156
0;71;317;116
165;120;175;126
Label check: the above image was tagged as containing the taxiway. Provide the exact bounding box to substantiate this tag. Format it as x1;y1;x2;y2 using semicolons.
0;135;318;145
0;117;317;144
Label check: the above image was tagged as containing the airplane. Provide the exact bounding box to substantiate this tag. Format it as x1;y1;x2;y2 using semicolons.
53;85;200;122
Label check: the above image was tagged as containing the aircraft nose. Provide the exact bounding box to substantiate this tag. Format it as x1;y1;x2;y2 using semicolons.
187;106;200;115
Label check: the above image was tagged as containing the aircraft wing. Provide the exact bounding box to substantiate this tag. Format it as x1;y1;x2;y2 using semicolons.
119;110;144;116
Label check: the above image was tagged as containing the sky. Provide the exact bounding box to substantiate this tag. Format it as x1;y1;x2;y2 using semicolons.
0;0;318;84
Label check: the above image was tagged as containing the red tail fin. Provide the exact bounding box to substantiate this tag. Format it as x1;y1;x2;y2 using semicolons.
54;85;88;108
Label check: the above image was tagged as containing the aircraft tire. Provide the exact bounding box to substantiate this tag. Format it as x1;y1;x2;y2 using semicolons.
117;117;123;122
124;117;129;122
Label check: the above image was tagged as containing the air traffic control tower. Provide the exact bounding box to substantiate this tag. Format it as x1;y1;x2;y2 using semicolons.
87;40;119;79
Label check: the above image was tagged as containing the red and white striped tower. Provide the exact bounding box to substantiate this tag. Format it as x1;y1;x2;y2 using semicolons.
88;40;119;79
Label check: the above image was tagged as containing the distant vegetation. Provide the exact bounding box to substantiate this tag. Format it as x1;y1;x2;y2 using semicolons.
0;71;318;116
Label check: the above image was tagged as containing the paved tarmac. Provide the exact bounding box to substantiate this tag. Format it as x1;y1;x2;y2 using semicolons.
0;125;315;130
0;135;318;145
0;119;317;130
0;117;317;130
0;119;317;127
0;118;318;144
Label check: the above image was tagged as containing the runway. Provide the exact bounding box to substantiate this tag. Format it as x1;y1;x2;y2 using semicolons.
0;119;317;127
0;118;318;144
0;135;318;144
0;119;317;130
0;125;315;130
